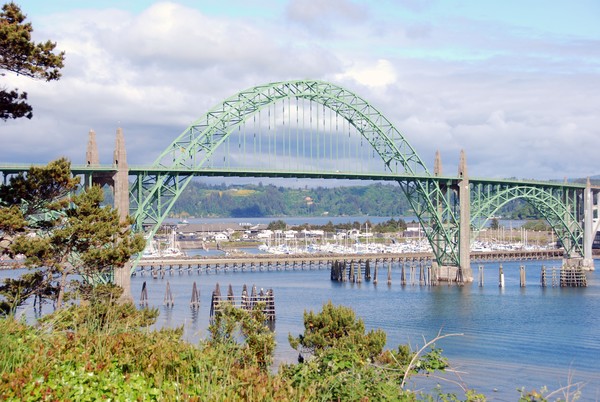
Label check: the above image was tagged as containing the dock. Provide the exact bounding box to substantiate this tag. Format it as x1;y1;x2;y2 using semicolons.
135;249;564;277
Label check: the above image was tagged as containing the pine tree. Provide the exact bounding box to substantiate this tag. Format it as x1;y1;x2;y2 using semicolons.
0;159;145;312
0;2;65;120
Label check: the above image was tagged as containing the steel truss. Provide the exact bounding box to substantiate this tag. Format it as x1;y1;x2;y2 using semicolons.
127;79;588;275
130;80;463;269
470;182;585;258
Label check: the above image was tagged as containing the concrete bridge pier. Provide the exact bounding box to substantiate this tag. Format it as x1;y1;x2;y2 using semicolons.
429;149;473;283
85;128;133;301
457;149;473;282
582;178;597;271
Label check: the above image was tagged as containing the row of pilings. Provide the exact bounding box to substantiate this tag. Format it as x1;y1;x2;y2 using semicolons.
138;281;277;319
330;259;433;286
330;259;588;288
479;264;587;287
210;283;275;321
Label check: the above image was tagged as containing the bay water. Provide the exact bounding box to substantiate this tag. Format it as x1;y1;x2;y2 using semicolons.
2;215;598;400
130;258;600;401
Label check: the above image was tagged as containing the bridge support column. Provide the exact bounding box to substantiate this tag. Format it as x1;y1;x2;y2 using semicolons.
582;178;596;271
112;128;133;301
458;150;473;281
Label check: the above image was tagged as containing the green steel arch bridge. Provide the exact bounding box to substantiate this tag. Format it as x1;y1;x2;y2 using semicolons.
2;79;599;281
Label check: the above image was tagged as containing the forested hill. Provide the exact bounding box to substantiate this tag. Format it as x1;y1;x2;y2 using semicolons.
170;181;541;219
171;182;411;218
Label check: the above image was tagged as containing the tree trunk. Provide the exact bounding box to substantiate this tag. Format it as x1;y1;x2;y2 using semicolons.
114;262;133;304
56;270;68;309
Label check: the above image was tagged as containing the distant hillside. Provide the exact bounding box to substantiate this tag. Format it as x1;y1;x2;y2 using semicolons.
171;181;411;218
169;181;542;220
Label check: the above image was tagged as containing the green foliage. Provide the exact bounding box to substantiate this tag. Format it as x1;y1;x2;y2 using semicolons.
289;301;386;361
521;220;551;232
502;199;543;220
0;2;65;120
171;181;411;218
284;302;463;401
0;296;292;401
41;284;159;332
266;219;287;230
0;159;145;312
0;270;54;316
0;298;547;401
208;302;275;370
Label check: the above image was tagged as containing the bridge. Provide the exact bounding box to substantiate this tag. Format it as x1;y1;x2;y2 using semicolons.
2;79;599;289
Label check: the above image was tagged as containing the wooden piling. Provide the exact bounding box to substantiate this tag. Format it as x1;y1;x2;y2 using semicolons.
251;284;257;307
139;281;148;307
227;283;234;302
365;260;371;280
387;261;392;285
373;261;378;284
498;265;504;288
265;289;275;321
190;281;200;309
519;265;526;287
401;261;406;286
241;284;249;309
540;265;547;287
478;265;484;287
427;265;432;286
210;283;222;318
164;281;174;307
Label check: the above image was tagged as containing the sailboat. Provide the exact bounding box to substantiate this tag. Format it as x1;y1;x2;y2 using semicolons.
141;235;161;259
161;229;186;258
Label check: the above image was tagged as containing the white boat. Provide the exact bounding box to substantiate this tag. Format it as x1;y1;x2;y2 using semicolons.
141;230;186;258
142;237;161;258
161;229;186;257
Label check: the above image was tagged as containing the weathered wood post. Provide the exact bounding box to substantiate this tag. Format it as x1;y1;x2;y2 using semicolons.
478;265;484;287
139;281;148;307
373;260;378;284
190;281;200;309
164;281;174;307
540;265;547;287
401;261;406;286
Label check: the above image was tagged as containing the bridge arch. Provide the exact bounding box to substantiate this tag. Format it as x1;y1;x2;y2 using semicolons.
152;80;428;174
129;79;463;272
471;185;584;257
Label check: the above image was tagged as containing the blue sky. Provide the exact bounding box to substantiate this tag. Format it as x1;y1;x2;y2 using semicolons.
3;0;600;180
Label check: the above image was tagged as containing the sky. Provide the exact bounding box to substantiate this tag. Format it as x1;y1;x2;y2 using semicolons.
2;0;600;181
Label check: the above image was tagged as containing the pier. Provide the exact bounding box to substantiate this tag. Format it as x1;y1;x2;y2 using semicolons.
134;249;564;278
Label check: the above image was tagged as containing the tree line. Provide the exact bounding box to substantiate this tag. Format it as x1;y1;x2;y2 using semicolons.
171;180;543;220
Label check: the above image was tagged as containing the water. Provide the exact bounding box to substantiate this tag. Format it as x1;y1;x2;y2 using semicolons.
3;259;598;400
127;258;600;401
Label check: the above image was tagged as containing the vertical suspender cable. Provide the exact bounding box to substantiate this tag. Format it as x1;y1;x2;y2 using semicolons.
309;100;313;168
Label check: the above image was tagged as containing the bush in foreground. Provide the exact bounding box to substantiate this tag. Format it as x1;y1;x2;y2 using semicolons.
0;290;503;401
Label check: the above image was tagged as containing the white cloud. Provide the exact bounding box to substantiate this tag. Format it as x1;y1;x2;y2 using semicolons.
1;1;599;181
336;59;398;89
